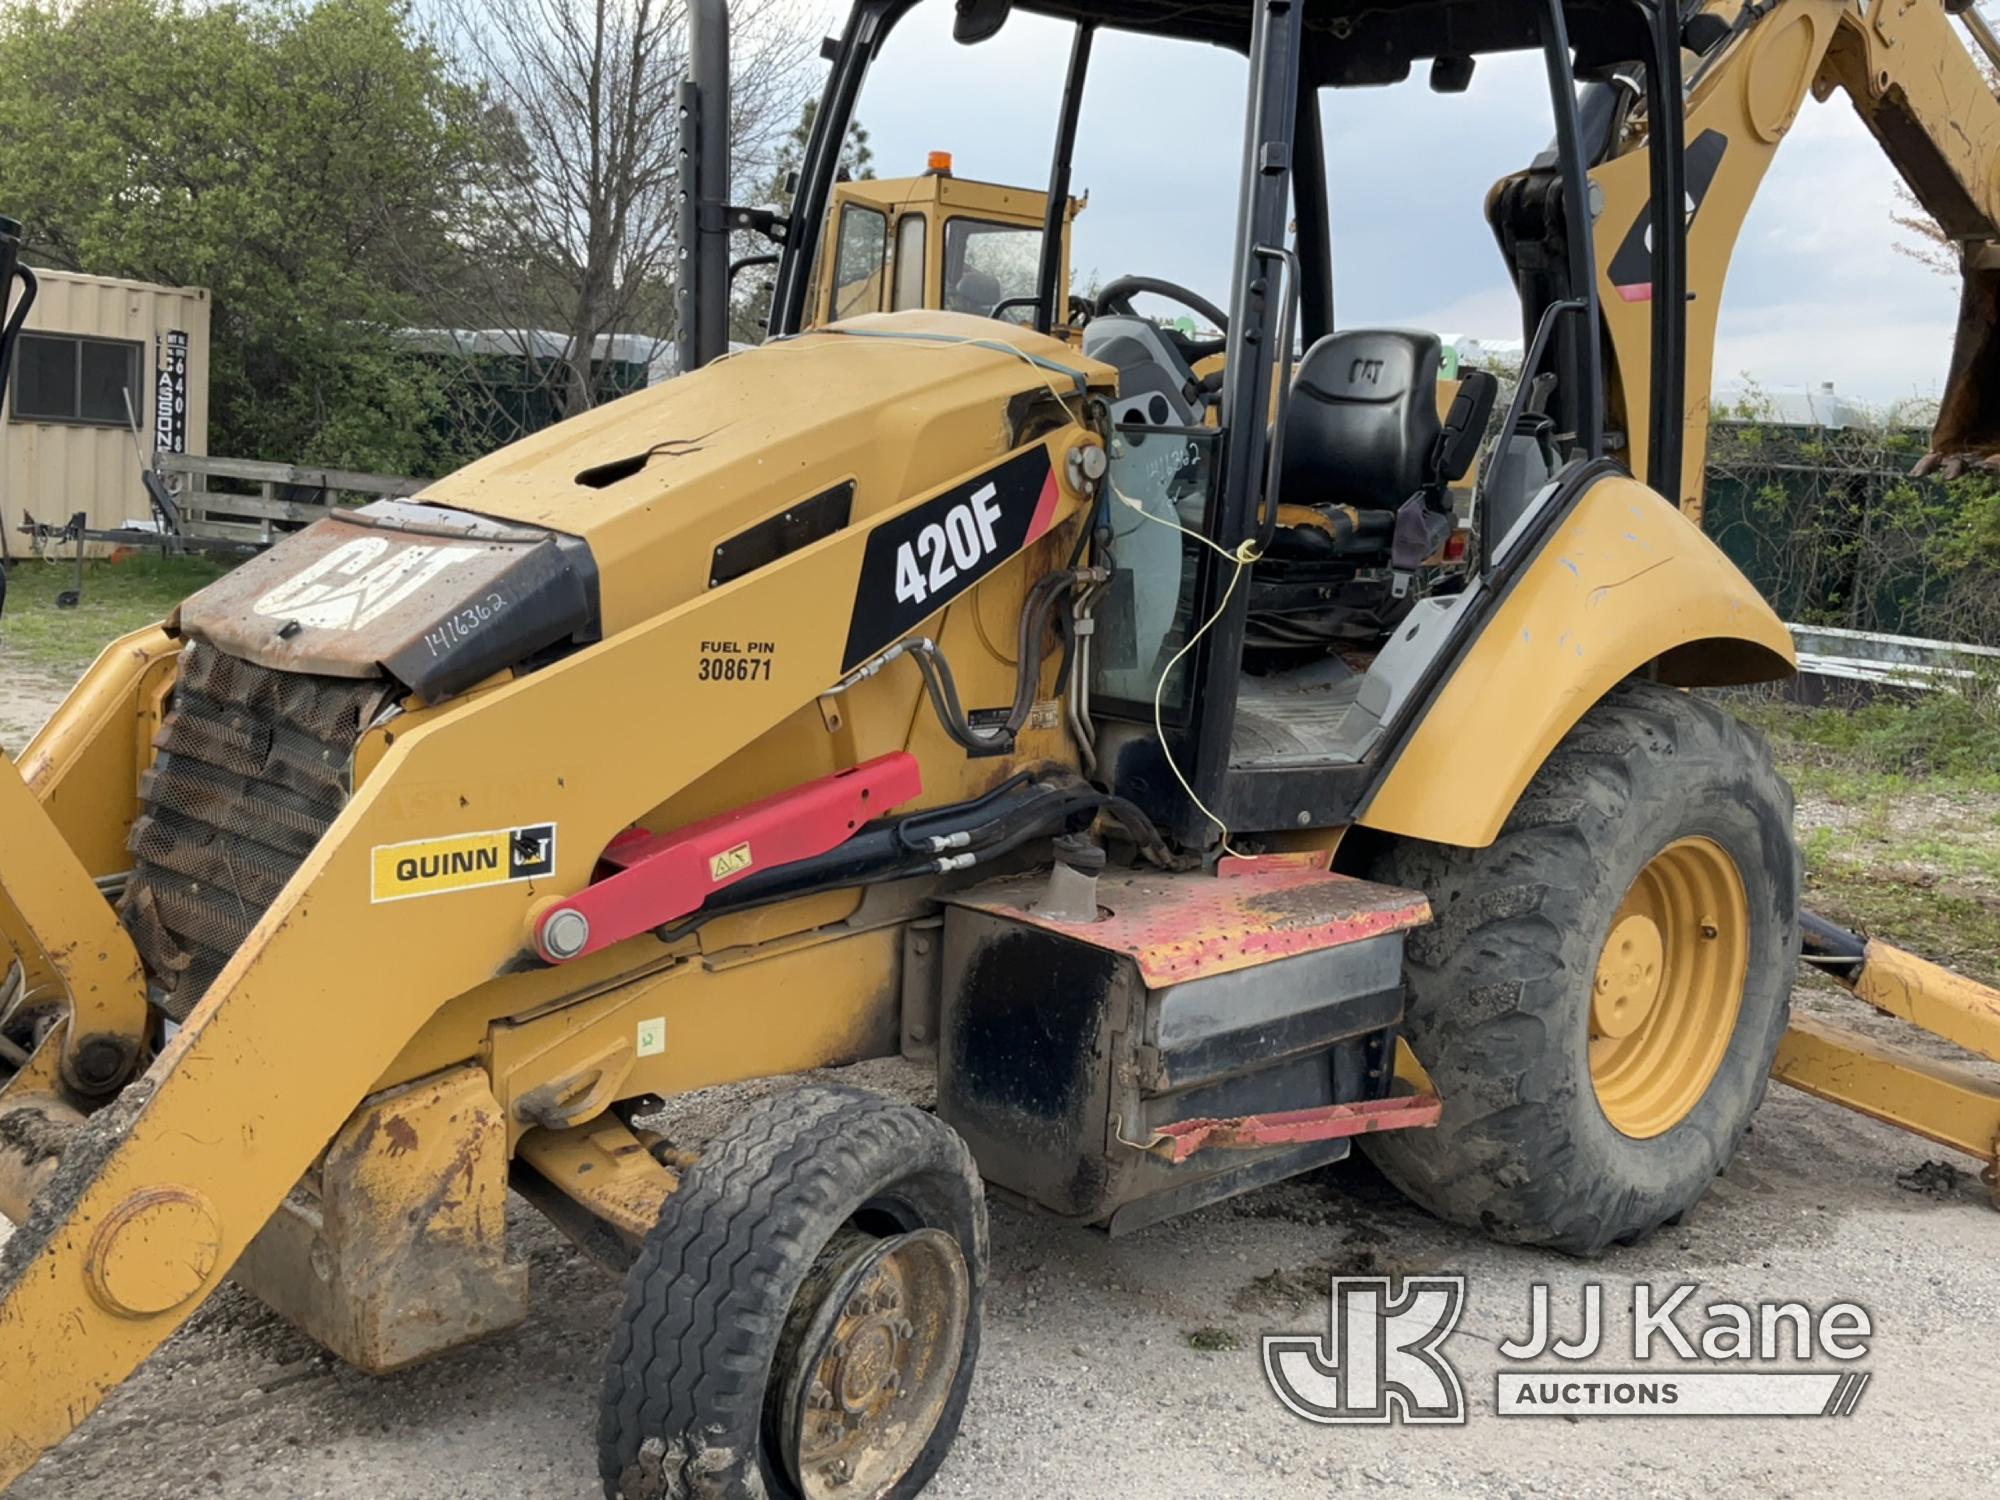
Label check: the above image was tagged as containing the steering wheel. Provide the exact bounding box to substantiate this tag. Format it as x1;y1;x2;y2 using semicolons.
1093;275;1230;336
986;293;1104;327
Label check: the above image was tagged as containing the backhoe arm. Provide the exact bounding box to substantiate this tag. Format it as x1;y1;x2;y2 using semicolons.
1818;0;2000;466
1509;0;2000;508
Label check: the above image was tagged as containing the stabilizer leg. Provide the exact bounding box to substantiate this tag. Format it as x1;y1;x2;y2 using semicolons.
1776;912;2000;1200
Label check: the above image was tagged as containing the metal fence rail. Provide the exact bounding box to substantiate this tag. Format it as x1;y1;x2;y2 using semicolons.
159;454;421;548
1790;621;2000;694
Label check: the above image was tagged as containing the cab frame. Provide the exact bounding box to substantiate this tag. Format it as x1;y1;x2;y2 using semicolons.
765;0;1698;845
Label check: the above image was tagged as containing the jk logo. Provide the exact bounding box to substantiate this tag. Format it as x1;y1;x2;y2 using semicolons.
1262;1275;1467;1425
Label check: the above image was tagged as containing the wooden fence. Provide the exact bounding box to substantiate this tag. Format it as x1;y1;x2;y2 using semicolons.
158;454;421;549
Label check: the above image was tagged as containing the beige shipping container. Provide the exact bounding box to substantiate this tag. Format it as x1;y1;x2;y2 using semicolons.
0;268;210;554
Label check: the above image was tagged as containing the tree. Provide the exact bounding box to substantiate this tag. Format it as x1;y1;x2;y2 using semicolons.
763;97;874;211
0;0;488;476
434;0;814;416
729;97;874;341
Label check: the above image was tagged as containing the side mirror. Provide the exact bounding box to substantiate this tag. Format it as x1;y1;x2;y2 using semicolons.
954;0;1011;45
0;216;36;399
0;215;31;622
1430;54;1475;93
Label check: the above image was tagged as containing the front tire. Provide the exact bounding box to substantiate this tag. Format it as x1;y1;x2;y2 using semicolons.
1362;682;1799;1254
598;1084;987;1499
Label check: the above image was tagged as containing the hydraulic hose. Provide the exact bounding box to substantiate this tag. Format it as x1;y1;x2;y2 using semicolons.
652;773;1169;943
842;568;1101;760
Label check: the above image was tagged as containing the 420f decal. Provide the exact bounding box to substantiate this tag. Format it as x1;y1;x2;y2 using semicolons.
841;445;1058;671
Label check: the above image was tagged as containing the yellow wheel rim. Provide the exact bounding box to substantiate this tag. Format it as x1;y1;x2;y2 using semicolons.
1588;836;1750;1139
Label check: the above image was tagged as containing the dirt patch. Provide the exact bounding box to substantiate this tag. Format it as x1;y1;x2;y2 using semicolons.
0;654;70;753
1183;1326;1242;1352
1796;785;2000;890
1896;1159;1972;1200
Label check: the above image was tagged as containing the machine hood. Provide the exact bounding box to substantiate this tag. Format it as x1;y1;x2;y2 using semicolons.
418;311;1107;636
173;312;1106;699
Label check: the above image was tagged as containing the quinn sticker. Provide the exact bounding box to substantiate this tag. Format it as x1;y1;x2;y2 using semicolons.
371;822;557;902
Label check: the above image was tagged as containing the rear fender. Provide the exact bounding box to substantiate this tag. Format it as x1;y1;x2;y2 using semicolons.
1358;473;1794;850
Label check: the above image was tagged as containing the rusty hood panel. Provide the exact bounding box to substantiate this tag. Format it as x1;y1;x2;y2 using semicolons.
174;501;599;701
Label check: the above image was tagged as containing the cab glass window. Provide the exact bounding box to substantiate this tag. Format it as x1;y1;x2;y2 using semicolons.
943;218;1041;321
892;215;927;310
832;205;889;318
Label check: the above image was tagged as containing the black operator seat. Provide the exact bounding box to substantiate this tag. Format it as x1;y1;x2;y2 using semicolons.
1267;328;1497;563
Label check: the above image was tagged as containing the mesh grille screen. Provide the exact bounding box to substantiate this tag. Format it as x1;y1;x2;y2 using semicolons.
119;643;390;1021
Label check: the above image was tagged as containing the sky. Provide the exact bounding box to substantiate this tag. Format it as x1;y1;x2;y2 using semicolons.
810;0;1962;407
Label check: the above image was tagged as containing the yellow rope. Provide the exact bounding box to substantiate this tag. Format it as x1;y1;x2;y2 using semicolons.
1109;478;1264;858
755;327;1267;859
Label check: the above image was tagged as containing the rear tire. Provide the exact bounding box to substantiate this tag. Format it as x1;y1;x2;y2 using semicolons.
598;1084;987;1499
1361;682;1798;1254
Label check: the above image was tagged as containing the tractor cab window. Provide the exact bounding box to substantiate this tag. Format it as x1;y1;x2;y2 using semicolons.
891;214;928;310
831;204;889;319
943;218;1040;321
1202;53;1578;775
1090;426;1218;719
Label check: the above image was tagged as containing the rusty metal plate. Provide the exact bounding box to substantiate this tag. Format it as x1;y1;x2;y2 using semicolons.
174;501;597;701
946;866;1430;987
233;1064;527;1373
1143;1093;1443;1165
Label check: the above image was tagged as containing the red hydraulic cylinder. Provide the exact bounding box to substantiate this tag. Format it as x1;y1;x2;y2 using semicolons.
533;751;923;963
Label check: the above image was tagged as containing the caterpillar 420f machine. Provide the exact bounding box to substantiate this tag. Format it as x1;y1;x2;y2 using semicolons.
6;1;2000;1495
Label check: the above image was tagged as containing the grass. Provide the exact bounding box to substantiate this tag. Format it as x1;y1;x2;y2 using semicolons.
0;556;230;675
1804;862;2000;985
1733;687;2000;784
1729;690;2000;985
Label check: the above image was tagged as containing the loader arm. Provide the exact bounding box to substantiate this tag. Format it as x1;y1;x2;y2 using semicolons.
0;434;1084;1486
0;626;180;1099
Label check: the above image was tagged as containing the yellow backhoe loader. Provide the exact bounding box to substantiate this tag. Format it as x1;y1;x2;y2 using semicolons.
4;2;2000;1496
810;155;1082;325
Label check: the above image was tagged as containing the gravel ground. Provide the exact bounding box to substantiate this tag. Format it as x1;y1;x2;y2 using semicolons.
0;655;71;754
5;1058;1991;1500
3;678;1995;1500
